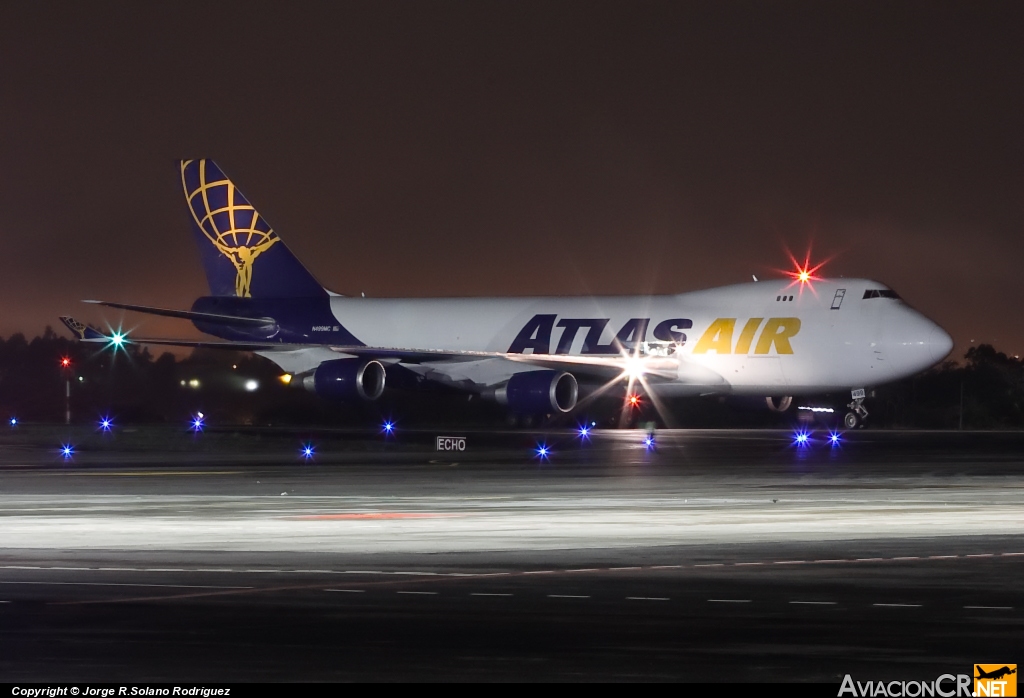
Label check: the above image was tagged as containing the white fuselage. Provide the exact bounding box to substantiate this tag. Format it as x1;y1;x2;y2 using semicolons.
302;278;952;397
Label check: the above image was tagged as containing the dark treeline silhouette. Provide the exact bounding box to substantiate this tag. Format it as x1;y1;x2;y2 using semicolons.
0;329;1020;429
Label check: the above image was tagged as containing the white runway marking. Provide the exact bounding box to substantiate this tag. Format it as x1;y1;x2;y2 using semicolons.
627;596;669;601
963;605;1012;610
0;549;1019;579
397;591;437;595
873;603;922;607
548;594;589;599
790;601;837;605
471;593;512;597
324;589;365;593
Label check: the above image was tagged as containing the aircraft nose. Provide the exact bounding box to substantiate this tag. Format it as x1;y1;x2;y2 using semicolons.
927;323;954;364
884;310;953;377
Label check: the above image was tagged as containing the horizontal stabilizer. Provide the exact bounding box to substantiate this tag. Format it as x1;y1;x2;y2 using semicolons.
83;300;275;328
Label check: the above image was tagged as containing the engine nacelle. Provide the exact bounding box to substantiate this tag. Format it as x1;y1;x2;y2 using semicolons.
765;396;793;412
303;359;386;401
496;370;578;414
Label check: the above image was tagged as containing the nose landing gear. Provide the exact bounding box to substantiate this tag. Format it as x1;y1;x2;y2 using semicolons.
844;389;869;428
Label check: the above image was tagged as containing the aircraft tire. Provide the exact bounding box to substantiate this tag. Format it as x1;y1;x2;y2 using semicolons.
843;411;859;429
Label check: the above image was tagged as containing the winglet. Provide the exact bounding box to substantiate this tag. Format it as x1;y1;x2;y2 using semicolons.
59;316;108;342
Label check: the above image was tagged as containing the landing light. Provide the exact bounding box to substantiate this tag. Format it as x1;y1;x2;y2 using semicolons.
624;357;645;379
244;379;259;392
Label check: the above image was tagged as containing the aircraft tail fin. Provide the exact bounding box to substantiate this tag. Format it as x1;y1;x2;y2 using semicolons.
59;316;107;342
180;159;327;299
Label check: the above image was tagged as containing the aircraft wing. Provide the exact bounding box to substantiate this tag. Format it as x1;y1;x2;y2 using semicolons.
58;318;681;381
83;300;276;327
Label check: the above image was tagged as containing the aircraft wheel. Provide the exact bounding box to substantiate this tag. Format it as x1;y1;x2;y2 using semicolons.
843;411;859;429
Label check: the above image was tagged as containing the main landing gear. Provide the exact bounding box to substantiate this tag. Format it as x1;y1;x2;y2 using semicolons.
844;389;869;429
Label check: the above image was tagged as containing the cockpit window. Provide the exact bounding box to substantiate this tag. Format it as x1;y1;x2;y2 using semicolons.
863;289;900;299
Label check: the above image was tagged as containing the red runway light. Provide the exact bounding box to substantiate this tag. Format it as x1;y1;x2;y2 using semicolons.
628;394;641;407
60;357;71;368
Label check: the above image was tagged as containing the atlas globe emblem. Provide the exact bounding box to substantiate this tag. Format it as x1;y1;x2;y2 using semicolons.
186;169;279;298
214;229;279;298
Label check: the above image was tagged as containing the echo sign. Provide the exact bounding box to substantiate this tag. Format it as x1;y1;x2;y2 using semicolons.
436;436;467;451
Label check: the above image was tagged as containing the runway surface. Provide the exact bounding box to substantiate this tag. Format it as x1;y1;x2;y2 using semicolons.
0;428;1021;681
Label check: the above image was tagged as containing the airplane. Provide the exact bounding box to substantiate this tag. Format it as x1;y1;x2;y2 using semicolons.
976;667;1016;681
61;159;954;429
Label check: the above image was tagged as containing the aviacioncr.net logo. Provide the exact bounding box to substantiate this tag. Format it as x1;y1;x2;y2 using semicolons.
839;674;973;697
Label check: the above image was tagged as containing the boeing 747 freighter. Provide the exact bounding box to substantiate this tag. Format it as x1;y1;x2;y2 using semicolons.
62;160;953;428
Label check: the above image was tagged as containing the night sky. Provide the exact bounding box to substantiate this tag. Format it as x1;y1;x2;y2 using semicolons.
1;2;1020;356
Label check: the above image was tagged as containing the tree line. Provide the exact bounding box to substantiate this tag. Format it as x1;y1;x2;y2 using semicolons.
0;328;1020;429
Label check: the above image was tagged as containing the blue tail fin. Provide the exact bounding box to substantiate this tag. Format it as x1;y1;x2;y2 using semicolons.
180;159;326;298
59;316;107;341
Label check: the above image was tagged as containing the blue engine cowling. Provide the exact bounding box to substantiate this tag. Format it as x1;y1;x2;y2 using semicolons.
303;358;386;401
497;370;578;414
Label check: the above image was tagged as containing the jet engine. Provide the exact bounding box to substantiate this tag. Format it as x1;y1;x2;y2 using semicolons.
765;396;793;412
495;370;578;414
303;358;386;401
